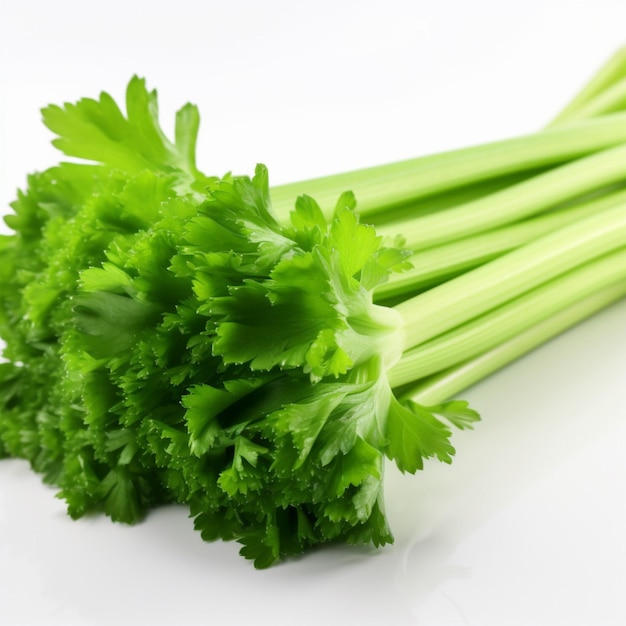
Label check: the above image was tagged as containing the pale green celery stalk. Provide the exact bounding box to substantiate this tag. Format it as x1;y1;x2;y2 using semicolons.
377;142;626;250
270;114;626;221
375;186;626;302
549;46;626;127
271;51;626;224
360;168;547;227
394;204;626;352
389;247;626;387
549;77;626;125
403;282;626;406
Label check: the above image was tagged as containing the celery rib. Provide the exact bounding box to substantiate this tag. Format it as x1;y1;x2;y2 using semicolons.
394;204;626;351
406;282;626;407
379;142;626;249
375;186;626;302
390;247;626;387
552;77;626;125
548;46;626;126
270;114;626;221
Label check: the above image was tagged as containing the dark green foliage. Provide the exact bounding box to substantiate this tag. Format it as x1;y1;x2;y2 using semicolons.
0;78;477;567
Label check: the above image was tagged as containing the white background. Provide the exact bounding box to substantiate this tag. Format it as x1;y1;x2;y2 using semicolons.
1;1;626;624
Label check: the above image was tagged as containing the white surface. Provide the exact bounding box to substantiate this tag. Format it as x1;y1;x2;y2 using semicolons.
1;1;626;625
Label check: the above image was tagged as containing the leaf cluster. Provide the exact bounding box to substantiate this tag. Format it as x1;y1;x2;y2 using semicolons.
0;78;478;567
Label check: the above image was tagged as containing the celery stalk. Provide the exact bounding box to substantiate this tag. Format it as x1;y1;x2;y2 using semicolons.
548;46;626;126
270;114;626;221
378;141;626;249
375;185;626;302
406;283;626;406
395;204;626;350
390;248;626;386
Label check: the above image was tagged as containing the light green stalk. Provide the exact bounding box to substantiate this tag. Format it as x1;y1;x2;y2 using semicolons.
390;248;626;386
549;46;626;126
377;142;626;249
394;204;626;351
375;186;626;302
550;77;626;125
270;114;626;221
405;282;626;406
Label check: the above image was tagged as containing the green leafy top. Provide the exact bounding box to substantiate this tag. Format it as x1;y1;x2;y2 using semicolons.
41;76;212;192
176;165;410;381
62;164;476;565
0;77;479;568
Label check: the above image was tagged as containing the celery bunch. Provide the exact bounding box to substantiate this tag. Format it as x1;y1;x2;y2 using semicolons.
1;50;626;567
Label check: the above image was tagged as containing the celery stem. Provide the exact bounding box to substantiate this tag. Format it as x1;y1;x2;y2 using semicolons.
394;204;626;351
375;186;626;302
548;46;626;126
404;284;626;406
270;114;626;221
551;77;626;125
389;248;626;386
378;142;626;249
